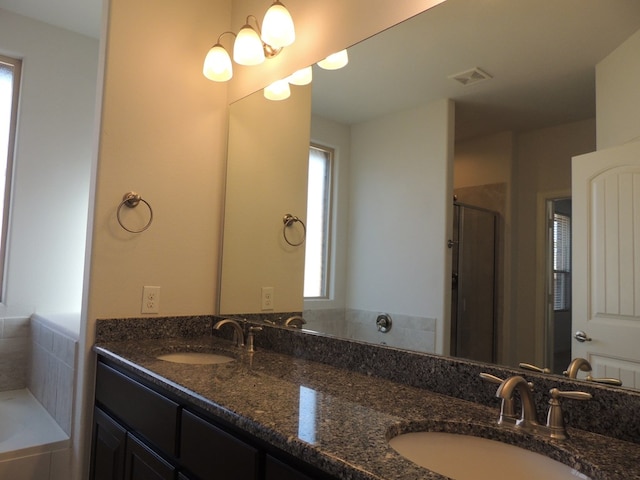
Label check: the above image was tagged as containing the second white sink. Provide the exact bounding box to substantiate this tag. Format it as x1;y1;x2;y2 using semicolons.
389;431;590;480
156;352;235;365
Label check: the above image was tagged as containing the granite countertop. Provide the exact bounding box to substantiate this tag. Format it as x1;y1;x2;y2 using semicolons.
95;335;640;480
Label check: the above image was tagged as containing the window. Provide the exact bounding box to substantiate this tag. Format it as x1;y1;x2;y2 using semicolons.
303;144;332;298
0;55;20;297
553;212;571;311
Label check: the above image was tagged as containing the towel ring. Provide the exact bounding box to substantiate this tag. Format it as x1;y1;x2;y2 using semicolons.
117;192;153;233
282;213;306;247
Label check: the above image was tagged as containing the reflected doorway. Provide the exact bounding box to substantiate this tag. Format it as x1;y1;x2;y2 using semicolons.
545;198;572;374
450;203;498;363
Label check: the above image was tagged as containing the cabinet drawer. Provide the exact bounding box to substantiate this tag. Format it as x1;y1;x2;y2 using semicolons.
265;455;315;480
180;409;259;480
96;362;179;456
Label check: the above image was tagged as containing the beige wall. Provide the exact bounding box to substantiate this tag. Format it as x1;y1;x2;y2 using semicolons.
596;29;640;150
512;118;596;365
454;131;513;188
453;120;596;367
220;86;311;314
347;99;454;354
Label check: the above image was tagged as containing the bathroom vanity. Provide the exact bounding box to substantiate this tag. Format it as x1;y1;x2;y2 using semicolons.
91;317;640;480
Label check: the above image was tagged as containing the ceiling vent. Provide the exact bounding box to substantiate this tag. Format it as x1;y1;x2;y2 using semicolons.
448;67;492;86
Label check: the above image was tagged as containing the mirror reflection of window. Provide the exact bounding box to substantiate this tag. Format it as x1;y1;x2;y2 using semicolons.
0;55;21;296
553;212;571;311
303;145;333;298
297;386;318;443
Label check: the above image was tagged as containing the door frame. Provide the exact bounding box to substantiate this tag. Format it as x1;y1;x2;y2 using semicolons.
535;189;571;370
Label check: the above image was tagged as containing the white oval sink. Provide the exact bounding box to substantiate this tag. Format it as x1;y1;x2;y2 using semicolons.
389;432;590;480
156;352;235;365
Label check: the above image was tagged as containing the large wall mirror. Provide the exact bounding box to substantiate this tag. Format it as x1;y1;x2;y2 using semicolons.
220;0;640;389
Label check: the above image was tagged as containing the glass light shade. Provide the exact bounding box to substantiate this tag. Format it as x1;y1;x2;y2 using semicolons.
288;66;312;86
261;1;295;49
202;44;233;82
233;25;265;66
317;49;349;70
264;79;291;101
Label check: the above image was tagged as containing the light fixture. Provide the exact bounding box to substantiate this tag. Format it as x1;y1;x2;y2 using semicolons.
261;1;295;49
317;49;349;70
203;33;235;81
287;66;312;86
234;21;265;66
264;79;291;101
203;1;295;82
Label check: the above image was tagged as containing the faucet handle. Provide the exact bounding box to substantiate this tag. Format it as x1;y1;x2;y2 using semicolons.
519;362;551;374
585;375;623;386
546;388;592;440
479;372;504;384
246;325;263;353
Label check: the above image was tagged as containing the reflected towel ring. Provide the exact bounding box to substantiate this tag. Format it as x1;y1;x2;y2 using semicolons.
282;213;306;246
117;191;153;233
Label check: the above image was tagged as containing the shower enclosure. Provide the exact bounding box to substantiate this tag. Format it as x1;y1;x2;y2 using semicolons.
450;203;498;363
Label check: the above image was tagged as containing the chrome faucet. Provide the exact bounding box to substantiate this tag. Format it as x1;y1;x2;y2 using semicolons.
495;375;539;430
212;318;245;347
563;358;622;386
284;315;306;328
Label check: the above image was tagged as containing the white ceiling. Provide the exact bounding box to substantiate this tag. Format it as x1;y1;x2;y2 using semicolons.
311;0;640;139
0;0;101;38
1;0;639;140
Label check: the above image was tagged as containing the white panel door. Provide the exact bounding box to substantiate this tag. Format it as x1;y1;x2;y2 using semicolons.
572;141;640;389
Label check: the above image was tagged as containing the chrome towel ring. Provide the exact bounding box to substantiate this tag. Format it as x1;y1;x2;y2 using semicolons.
117;191;153;233
282;213;306;246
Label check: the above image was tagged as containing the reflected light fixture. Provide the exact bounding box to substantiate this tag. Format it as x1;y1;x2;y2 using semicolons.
287;66;312;86
203;1;295;82
317;49;349;70
264;79;291;101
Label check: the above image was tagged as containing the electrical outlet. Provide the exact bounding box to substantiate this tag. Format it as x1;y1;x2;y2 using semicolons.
261;286;274;311
142;286;160;314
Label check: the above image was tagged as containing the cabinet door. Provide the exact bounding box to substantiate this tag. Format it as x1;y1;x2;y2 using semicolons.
91;408;127;480
265;455;315;480
180;410;259;480
125;433;176;480
96;362;179;455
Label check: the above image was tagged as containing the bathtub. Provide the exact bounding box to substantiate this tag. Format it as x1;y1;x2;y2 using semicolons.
0;389;70;479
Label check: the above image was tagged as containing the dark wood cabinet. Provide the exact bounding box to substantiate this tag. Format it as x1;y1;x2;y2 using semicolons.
265;455;315;480
180;409;259;480
91;408;126;480
92;357;336;480
124;433;175;480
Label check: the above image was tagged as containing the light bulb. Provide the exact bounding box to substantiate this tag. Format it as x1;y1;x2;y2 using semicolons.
261;1;295;48
234;25;265;66
288;66;312;86
203;44;233;82
264;79;291;101
317;50;349;70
